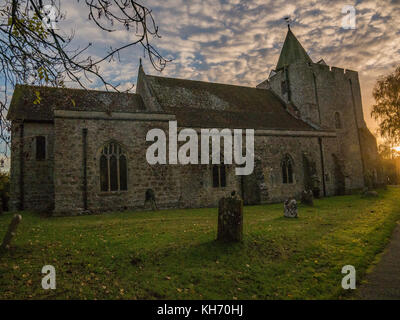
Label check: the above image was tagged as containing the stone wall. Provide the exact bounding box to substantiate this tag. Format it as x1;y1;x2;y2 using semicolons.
53;115;249;214
268;61;366;190
8;111;344;215
54;117;176;214
178;163;239;208
51;113;340;214
9;121;55;212
253;135;338;202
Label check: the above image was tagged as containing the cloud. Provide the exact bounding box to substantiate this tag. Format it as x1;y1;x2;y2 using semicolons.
50;0;400;132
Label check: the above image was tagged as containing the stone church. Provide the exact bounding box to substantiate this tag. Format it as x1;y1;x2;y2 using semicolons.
7;28;381;215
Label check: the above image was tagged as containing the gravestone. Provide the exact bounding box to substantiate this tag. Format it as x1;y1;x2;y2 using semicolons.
301;190;314;206
364;170;374;190
217;195;243;242
361;190;378;198
1;214;22;251
311;174;321;198
284;199;298;218
144;188;158;211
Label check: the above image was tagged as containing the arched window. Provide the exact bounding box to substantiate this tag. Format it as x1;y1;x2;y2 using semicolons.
212;164;226;188
100;142;127;192
334;112;342;129
282;155;294;184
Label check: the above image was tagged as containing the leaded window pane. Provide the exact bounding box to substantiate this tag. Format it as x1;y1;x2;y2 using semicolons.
110;155;118;191
100;142;128;192
119;155;127;191
100;155;108;191
282;163;288;184
220;165;226;187
288;162;293;183
282;155;294;184
212;165;219;188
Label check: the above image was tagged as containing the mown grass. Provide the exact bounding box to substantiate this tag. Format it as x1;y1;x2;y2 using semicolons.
1;187;400;300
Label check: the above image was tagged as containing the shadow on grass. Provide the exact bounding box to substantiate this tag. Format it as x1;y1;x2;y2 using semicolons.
274;216;302;222
132;235;286;273
152;239;245;263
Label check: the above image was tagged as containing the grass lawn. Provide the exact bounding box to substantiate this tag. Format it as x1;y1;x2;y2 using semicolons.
1;187;400;300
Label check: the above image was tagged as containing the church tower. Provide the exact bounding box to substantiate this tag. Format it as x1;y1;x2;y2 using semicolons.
257;27;381;190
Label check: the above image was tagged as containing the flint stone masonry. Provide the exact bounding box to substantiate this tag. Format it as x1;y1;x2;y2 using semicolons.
11;110;340;214
267;61;370;191
9;121;54;212
53;115;339;214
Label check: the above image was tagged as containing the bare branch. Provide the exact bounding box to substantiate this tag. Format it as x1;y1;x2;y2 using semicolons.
0;0;171;156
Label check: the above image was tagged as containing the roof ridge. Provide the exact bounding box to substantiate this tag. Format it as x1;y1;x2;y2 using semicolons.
14;84;139;96
146;74;264;91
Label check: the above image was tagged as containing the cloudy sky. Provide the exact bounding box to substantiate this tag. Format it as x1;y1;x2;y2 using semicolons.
41;0;400;134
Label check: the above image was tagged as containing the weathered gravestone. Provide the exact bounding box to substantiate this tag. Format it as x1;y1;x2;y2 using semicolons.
284;199;298;218
361;189;378;198
144;188;158;211
1;214;22;251
301;190;314;206
217;195;243;242
311;174;321;198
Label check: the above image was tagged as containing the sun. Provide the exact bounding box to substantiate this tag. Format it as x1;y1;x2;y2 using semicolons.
392;146;400;152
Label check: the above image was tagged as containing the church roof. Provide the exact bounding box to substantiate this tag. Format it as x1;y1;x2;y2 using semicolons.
7;84;146;121
144;75;314;131
7;75;314;132
276;28;312;70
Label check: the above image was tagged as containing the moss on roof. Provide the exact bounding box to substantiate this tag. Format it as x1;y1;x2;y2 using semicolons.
146;75;314;131
7;84;145;121
7;75;315;132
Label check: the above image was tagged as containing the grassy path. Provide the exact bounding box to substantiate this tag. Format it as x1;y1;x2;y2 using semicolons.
1;187;400;299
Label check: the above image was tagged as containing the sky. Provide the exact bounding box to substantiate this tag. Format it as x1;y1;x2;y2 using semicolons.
1;0;398;172
0;0;398;175
10;0;400;134
53;0;400;136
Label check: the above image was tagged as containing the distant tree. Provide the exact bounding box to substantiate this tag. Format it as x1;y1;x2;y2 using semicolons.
371;65;400;144
378;140;399;160
378;137;399;185
0;0;169;153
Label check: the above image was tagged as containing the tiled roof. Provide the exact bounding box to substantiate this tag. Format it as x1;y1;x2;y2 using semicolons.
145;75;314;131
7;76;314;131
7;84;145;121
